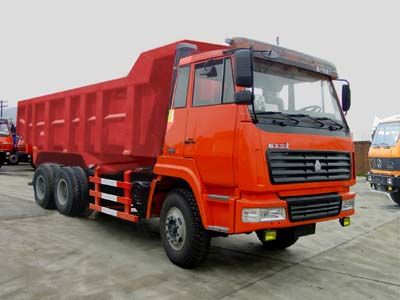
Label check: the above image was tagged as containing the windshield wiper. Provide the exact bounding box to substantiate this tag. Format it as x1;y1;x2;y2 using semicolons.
315;117;344;130
255;111;299;126
287;113;325;128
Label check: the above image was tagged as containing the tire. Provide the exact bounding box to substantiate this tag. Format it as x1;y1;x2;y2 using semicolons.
54;167;81;216
33;164;58;209
71;166;92;216
256;228;299;250
7;154;19;165
160;188;210;269
390;191;400;205
49;164;62;175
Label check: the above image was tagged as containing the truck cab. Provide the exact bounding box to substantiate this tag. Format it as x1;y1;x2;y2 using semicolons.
0;118;13;167
367;115;400;204
157;38;355;237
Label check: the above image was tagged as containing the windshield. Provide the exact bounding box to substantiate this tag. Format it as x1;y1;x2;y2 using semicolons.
251;59;345;127
372;122;400;147
0;123;10;136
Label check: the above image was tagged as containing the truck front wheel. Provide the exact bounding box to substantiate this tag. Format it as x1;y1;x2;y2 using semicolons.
256;228;298;250
389;191;400;205
160;188;210;269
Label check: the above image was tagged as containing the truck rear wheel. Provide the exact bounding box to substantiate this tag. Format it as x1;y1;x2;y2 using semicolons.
160;188;210;269
54;167;81;216
256;228;298;250
33;164;58;209
71;166;92;216
390;191;400;205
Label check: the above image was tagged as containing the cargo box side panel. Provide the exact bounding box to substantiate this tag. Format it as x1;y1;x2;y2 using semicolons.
34;102;47;151
125;53;179;160
85;93;97;154
103;87;129;156
16;104;27;140
48;98;66;152
70;96;81;152
17;102;34;147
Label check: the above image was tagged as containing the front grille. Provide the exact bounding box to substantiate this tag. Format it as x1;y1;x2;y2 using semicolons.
268;150;351;184
370;157;400;171
284;193;342;222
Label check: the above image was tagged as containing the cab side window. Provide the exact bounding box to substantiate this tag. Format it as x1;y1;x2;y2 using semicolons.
193;59;224;107
172;66;190;108
193;58;235;107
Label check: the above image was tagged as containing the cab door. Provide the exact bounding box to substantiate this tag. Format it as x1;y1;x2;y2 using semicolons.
184;58;237;187
163;65;191;157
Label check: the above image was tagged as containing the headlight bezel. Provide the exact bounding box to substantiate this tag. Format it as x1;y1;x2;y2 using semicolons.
341;199;355;211
242;207;286;223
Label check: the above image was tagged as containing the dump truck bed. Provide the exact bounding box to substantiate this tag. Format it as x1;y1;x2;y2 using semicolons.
17;40;225;173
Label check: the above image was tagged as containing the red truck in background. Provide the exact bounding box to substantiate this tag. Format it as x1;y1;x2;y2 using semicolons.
0;118;33;167
18;38;355;268
15;136;34;166
0;118;13;167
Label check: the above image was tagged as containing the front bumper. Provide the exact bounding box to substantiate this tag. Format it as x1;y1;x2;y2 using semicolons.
234;191;355;234
366;172;400;193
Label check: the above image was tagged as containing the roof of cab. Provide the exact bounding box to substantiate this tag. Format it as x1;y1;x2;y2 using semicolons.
229;37;338;78
378;115;400;124
180;37;339;78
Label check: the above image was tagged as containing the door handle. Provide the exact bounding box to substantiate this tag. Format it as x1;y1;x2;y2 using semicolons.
184;138;195;145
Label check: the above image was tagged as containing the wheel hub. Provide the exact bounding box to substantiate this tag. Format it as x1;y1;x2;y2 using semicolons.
36;175;46;200
165;207;186;251
57;179;68;206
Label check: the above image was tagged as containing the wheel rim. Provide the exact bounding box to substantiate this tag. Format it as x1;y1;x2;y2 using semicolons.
57;178;68;206
35;175;46;200
165;207;186;251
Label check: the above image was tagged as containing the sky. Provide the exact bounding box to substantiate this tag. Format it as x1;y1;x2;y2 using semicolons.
0;0;398;141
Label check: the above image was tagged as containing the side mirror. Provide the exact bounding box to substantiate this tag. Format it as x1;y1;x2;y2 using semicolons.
233;49;253;87
234;90;253;105
342;84;351;112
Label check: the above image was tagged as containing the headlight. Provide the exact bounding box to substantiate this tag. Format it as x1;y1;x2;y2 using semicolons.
387;177;393;185
242;207;286;223
342;199;355;211
367;175;372;182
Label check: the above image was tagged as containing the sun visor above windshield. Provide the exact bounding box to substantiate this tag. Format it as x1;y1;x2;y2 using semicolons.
229;37;338;79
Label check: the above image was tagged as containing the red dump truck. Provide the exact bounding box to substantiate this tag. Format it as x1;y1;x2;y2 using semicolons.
18;38;355;268
15;136;34;166
0;118;13;167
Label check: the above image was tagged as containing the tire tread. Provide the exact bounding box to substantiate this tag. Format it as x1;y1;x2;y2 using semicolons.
161;188;210;268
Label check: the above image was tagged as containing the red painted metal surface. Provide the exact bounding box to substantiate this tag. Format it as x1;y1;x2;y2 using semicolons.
17;40;226;173
0;119;13;157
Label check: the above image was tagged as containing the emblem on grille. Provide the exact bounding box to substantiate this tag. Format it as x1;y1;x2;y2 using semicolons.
315;160;322;172
377;159;383;169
